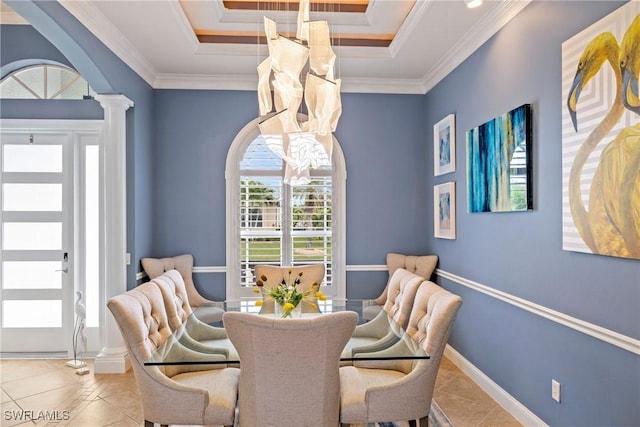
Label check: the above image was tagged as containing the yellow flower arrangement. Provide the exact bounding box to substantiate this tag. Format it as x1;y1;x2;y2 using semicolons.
254;269;326;318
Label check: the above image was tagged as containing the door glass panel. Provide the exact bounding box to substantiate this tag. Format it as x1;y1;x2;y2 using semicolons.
3;222;62;250
2;300;62;328
2;183;62;211
85;145;99;327
3;145;62;173
2;261;62;289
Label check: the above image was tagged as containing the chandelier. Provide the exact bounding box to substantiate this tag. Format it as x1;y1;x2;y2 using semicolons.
257;0;342;185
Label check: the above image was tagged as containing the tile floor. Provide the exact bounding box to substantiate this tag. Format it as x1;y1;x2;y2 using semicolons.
0;355;521;427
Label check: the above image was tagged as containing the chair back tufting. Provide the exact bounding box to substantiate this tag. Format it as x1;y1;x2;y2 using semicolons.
382;268;423;329
374;253;438;306
152;269;193;330
142;254;209;307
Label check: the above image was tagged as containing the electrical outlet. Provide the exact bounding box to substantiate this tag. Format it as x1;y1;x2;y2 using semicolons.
552;379;561;403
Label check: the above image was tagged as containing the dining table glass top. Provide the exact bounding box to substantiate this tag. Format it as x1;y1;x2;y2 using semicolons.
145;299;429;366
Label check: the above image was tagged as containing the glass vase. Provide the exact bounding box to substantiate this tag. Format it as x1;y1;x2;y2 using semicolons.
275;300;302;318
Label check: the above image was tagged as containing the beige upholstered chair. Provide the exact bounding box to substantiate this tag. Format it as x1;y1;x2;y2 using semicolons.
339;281;462;425
362;253;438;321
253;264;325;314
224;311;358;427
141;253;225;324
343;268;423;359
152;269;236;359
107;282;240;427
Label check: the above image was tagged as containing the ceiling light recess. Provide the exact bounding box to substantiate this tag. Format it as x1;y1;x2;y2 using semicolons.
465;0;483;9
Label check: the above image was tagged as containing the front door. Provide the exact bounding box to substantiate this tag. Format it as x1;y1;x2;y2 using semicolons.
1;130;73;352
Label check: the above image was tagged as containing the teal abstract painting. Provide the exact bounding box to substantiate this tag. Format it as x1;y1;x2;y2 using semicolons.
466;104;532;213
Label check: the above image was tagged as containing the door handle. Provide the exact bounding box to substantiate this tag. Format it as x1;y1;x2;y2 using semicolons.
55;268;69;273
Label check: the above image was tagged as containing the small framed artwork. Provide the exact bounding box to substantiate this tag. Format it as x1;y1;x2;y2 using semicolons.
434;182;456;239
434;114;456;176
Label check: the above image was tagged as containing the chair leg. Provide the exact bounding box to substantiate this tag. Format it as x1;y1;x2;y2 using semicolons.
408;417;429;427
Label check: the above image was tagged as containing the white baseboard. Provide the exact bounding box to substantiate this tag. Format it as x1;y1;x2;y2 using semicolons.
444;345;547;427
93;348;131;374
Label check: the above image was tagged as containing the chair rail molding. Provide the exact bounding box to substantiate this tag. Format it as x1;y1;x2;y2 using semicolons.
437;269;640;355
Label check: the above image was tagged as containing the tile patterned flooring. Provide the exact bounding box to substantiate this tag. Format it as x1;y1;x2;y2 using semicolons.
0;355;521;427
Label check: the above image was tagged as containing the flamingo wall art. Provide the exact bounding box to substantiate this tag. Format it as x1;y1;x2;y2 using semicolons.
562;1;640;260
466;103;533;213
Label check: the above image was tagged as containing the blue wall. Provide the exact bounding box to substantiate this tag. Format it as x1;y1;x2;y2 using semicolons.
3;0;639;424
151;90;426;300
424;1;639;425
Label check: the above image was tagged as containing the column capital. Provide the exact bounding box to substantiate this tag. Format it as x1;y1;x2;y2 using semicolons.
94;94;134;110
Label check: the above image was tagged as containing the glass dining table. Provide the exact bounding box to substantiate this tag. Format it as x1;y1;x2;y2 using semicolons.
145;298;429;366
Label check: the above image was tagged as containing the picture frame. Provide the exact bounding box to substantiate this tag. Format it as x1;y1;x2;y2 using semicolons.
433;114;456;176
466;103;532;213
434;182;456;240
561;1;639;260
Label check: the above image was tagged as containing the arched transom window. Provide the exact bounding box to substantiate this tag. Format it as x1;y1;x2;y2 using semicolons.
0;64;92;99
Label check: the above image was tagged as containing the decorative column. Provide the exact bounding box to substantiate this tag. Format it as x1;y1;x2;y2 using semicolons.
93;94;134;374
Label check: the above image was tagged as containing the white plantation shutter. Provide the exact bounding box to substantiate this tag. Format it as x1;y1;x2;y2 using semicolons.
238;136;334;292
290;178;333;286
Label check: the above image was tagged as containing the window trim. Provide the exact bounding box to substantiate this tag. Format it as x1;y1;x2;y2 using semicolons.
225;116;346;301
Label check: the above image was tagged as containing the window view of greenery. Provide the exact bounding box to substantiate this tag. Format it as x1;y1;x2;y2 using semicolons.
239;136;334;289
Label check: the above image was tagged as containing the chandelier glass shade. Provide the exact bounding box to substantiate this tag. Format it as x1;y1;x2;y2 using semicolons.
257;0;342;185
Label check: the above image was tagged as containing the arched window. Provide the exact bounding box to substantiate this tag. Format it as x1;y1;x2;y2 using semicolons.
226;117;346;301
0;64;93;99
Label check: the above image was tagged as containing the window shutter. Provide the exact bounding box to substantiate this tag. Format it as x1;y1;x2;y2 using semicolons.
238;136;333;290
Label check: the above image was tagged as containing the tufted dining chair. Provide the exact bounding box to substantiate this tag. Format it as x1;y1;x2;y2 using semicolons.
224;311;358;427
152;269;237;359
253;264;325;314
107;281;240;427
342;268;423;359
141;253;225;324
339;281;462;426
362;253;438;321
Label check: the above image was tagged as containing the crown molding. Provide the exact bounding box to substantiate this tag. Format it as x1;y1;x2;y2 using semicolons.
58;0;158;87
153;72;426;94
420;0;531;94
50;0;529;94
341;77;426;94
153;73;258;90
